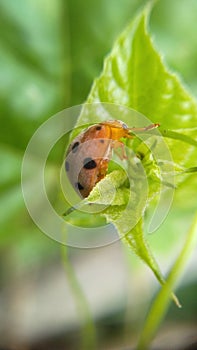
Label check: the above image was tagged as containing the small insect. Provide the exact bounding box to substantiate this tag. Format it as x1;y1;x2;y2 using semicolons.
65;120;159;198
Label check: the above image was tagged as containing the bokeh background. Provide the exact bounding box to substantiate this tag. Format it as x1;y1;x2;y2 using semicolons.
1;0;197;349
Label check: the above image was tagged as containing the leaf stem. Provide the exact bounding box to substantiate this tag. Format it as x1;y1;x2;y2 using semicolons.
160;128;197;147
136;212;197;350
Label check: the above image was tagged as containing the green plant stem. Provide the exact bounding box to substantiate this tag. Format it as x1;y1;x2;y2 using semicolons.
61;245;97;350
136;212;197;350
140;128;197;148
160;128;197;147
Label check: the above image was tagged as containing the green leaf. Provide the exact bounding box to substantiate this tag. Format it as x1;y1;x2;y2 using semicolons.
87;170;128;204
75;1;197;295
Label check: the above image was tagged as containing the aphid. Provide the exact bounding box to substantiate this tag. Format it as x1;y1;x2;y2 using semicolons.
65;120;159;198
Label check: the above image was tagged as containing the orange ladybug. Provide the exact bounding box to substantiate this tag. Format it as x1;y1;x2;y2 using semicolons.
65;120;159;198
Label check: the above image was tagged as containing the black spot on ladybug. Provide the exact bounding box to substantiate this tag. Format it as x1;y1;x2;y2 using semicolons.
72;141;80;153
75;182;84;190
100;139;105;143
65;161;69;171
96;125;102;130
83;157;97;169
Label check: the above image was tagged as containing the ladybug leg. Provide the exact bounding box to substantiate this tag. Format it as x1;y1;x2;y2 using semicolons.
96;158;109;182
137;139;158;161
112;140;128;160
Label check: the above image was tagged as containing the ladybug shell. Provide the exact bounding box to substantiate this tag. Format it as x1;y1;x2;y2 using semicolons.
65;120;131;198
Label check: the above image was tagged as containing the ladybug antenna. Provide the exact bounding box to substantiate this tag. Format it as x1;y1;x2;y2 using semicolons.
128;123;160;133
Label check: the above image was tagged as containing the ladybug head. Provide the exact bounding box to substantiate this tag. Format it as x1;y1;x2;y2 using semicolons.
103;120;129;129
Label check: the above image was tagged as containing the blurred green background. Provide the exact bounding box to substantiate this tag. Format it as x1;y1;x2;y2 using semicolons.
1;0;197;349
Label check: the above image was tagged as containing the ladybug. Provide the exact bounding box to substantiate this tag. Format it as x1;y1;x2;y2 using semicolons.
65;120;159;198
